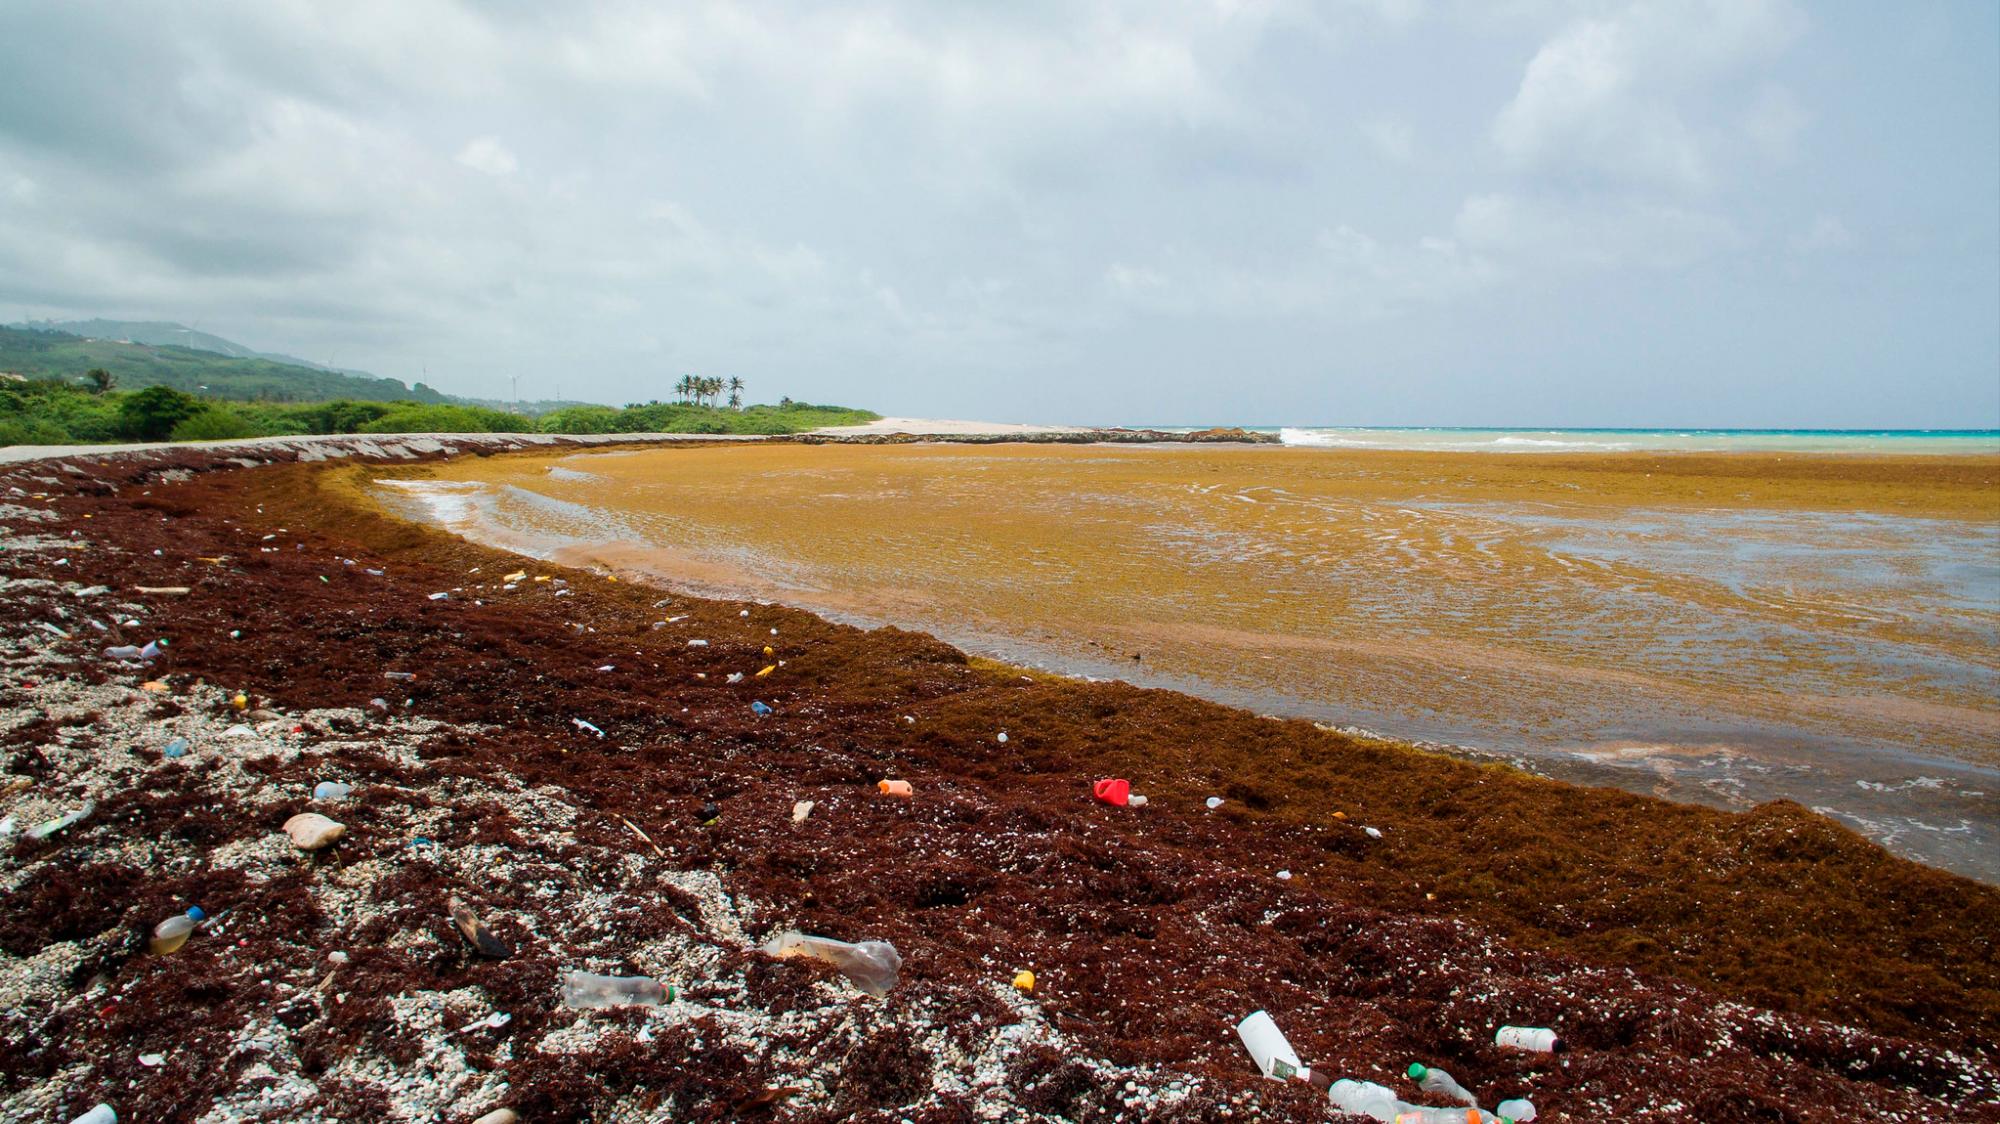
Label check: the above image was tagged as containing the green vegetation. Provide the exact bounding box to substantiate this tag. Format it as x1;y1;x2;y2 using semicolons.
539;399;876;435
0;378;876;447
0;326;447;404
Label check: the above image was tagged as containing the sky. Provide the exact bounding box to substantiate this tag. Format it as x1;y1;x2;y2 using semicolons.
0;1;1995;427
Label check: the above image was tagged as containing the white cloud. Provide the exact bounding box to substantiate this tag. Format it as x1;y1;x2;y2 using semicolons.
1361;116;1416;163
1492;0;1805;193
1454;192;1741;270
1792;213;1853;253
455;136;518;177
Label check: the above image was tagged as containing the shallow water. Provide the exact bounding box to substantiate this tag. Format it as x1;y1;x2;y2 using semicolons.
377;443;2000;881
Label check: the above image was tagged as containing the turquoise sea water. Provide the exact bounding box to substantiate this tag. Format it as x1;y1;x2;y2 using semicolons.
1256;427;2000;454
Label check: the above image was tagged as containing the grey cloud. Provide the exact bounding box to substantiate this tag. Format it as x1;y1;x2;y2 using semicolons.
0;0;1992;425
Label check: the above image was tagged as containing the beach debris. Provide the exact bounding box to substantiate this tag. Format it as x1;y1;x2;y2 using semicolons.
698;801;721;824
132;586;191;595
1012;969;1035;992
471;1109;519;1124
1330;1079;1407;1121
616;814;667;858
763;645;775;657
223;724;256;738
1276;870;1293;880
1408;1063;1478;1107
1206;796;1225;809
427;592;449;601
36;621;69;639
1093;778;1131;806
996;731;1008;743
595;664;615;672
459;1012;512;1035
141;681;169;692
149;915;197;955
726;672;744;684
762;930;903;996
877;779;913;797
383;671;415;681
688;638;708;647
756;664;775;677
1364;826;1384;839
739;609;749;617
70;1105;116;1124
1496;1098;1537;1121
571;717;605;738
163;737;190;759
1495;1026;1563;1053
1237;1010;1311;1083
313;781;353;800
283;812;346;851
103;639;166;662
26;800;94;841
562;970;673;1009
138;1053;165;1067
792;800;814;823
751;700;773;716
502;570;526;582
448;896;513;958
231;692;248;710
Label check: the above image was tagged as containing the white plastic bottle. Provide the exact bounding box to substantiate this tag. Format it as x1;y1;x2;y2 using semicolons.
1494;1026;1562;1053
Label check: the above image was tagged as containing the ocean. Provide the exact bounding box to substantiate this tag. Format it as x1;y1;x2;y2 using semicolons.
1264;427;2000;454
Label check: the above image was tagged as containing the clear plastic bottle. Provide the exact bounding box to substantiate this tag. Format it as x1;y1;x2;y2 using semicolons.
762;931;902;996
1496;1097;1537;1122
1329;1078;1406;1122
149;915;195;955
561;971;672;1009
1494;1026;1562;1053
1393;1110;1485;1124
1408;1063;1478;1107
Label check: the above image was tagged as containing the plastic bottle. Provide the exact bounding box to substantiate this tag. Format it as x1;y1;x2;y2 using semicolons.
149;915;195;955
1393;1110;1486;1124
314;781;353;800
71;1106;116;1124
1494;1026;1563;1053
163;737;190;759
1408;1063;1478;1107
561;971;672;1009
1329;1078;1406;1122
1496;1098;1536;1122
762;930;903;996
1235;1010;1302;1081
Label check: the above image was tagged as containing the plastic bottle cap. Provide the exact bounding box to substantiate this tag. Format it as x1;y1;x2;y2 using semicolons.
1407;1063;1427;1079
186;906;206;921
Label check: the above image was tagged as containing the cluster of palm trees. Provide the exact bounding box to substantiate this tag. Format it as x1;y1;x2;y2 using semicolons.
673;375;745;409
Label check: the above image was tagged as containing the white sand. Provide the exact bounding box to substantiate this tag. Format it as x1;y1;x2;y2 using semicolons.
810;416;1090;436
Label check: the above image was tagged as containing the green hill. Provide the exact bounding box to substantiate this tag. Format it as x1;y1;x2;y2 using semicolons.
0;325;447;404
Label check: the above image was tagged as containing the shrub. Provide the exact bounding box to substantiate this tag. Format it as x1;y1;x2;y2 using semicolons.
356;403;524;434
118;385;205;440
169;408;257;442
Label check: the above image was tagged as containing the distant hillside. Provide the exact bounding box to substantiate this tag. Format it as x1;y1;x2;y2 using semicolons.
15;318;372;376
0;325;448;404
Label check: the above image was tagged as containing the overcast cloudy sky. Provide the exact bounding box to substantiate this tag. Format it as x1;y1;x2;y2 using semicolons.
1;1;1994;425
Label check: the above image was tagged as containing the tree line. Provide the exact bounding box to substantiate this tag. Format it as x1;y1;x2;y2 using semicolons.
673;375;746;409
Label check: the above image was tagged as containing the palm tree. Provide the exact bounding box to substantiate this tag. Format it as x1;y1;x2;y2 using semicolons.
727;376;744;410
673;375;693;404
83;368;116;394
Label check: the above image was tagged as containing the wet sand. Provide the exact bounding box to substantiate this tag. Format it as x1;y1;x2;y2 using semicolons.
384;443;2000;881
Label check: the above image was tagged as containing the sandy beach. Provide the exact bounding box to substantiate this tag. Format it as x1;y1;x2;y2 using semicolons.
0;437;1996;1122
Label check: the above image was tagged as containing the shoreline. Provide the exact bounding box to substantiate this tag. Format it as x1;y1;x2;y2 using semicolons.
1;438;1997;1121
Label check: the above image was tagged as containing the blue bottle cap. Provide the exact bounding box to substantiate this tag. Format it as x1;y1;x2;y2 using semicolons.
186;905;207;921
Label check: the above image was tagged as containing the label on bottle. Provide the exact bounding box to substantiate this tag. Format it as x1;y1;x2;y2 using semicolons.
1495;1025;1561;1052
1271;1058;1297;1080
